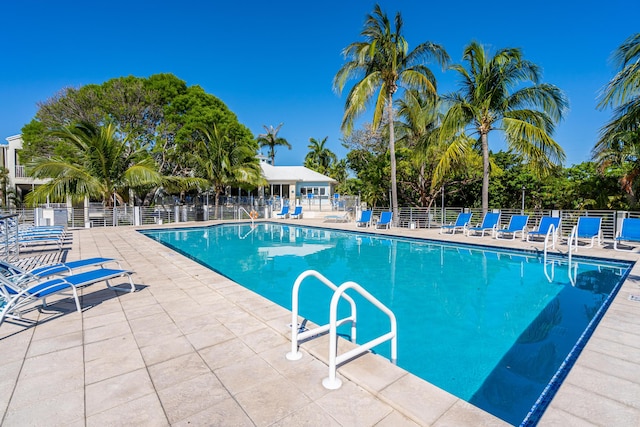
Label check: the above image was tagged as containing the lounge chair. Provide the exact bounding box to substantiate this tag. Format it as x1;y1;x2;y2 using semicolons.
376;212;393;229
614;218;640;251
324;212;350;223
526;217;561;247
274;206;289;219
1;220;67;238
570;217;602;250
496;215;529;240
440;212;473;235
2;233;66;252
356;210;372;227
290;206;303;219
0;257;120;284
0;266;136;327
0;275;81;327
466;212;501;237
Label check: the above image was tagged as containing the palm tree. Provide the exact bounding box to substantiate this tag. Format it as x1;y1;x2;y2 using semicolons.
0;166;10;207
396;89;445;206
304;137;337;175
193;123;265;218
439;41;568;213
26;122;165;206
257;123;291;165
333;3;449;222
594;33;640;197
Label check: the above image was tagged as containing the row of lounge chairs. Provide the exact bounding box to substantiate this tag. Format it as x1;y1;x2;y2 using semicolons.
0;256;137;328
439;212;640;251
0;221;70;254
271;206;640;251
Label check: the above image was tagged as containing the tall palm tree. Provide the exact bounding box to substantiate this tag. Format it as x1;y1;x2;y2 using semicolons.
439;41;568;213
257;123;291;165
304;137;337;175
193;123;264;218
26;122;165;206
333;3;449;222
594;33;640;196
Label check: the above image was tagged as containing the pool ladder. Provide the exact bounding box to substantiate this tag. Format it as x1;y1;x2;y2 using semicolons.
238;207;255;227
543;224;577;285
286;270;397;390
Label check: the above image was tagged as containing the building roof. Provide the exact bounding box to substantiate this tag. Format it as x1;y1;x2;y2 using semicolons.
2;135;22;146
260;162;336;184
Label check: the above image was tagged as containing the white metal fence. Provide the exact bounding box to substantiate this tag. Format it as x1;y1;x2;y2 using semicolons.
2;204;639;241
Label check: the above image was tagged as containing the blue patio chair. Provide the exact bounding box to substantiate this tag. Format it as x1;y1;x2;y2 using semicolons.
614;218;640;251
1;266;136;328
526;217;561;246
466;212;501;237
570;217;602;250
440;212;473;235
376;212;393;229
496;215;529;240
1;233;67;252
274;206;289;219
0;257;120;284
0;275;81;328
290;206;303;219
356;210;372;227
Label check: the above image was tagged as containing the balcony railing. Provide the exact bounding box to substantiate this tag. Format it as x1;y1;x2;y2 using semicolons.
14;165;26;178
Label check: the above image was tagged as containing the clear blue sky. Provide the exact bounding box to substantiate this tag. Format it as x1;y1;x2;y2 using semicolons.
1;0;636;167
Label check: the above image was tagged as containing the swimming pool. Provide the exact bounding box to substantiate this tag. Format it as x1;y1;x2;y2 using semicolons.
140;223;632;425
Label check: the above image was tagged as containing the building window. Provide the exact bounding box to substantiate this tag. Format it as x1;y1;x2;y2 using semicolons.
300;186;327;196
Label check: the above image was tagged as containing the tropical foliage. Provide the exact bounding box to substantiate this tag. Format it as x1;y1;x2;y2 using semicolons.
25;122;166;206
594;33;640;201
190;123;264;218
438;41;568;213
334;3;449;221
304;137;337;175
257;123;291;165
11;22;640;214
20;74;255;206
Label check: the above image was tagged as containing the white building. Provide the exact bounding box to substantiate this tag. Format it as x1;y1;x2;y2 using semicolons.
259;156;337;202
1;135;337;206
1;135;49;204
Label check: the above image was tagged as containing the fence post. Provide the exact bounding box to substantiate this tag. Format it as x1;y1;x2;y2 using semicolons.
134;206;141;226
616;211;627;238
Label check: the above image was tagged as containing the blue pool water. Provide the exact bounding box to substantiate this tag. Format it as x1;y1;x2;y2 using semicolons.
141;223;632;425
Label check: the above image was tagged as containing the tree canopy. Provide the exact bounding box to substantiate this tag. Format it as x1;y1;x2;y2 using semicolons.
439;42;568;213
25;122;166;206
21;74;255;181
594;33;640;200
334;3;449;221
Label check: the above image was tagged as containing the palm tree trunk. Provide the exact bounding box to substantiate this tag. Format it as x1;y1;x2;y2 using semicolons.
481;132;490;214
419;163;427;207
214;189;221;220
387;99;399;223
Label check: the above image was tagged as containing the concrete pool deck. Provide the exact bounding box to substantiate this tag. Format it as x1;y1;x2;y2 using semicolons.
0;220;638;426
